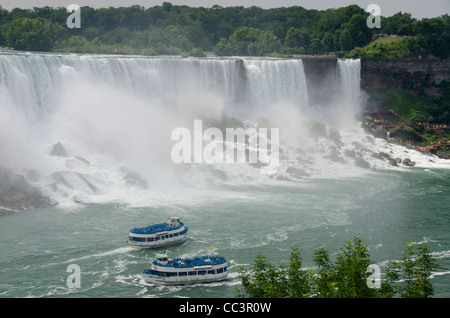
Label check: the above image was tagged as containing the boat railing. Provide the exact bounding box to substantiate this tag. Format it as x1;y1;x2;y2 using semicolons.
153;256;226;268
130;222;185;235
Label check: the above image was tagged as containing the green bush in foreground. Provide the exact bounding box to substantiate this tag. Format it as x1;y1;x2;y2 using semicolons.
236;237;438;298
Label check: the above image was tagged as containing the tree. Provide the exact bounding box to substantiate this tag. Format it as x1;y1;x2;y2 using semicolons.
236;248;311;298
0;4;447;58
309;37;325;54
213;26;282;56
382;12;415;35
339;28;353;51
4;17;66;51
382;243;438;298
255;30;282;55
284;27;310;53
236;237;438;298
333;237;377;297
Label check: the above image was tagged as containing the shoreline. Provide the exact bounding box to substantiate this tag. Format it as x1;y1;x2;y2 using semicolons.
362;109;450;160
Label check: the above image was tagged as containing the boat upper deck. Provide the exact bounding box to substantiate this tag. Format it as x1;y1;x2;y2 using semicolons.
130;222;184;235
153;256;226;268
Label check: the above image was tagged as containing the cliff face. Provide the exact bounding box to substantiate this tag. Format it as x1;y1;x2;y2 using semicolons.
301;56;450;109
360;56;450;91
302;58;337;106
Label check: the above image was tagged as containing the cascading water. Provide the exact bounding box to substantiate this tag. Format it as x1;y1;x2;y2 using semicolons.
337;58;361;107
325;58;363;128
0;52;446;207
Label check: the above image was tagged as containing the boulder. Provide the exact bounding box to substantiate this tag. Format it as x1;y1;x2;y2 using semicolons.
323;152;346;164
307;120;327;138
75;156;90;165
122;171;149;189
354;157;371;169
0;208;15;216
344;149;357;158
388;158;399;166
48;142;68;157
402;158;416;166
208;168;228;181
286;166;310;178
51;171;99;194
328;127;343;147
274;174;292;181
0;166;51;213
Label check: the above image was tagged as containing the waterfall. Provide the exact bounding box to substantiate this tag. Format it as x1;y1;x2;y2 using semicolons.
337;58;361;108
0;53;309;121
242;58;309;110
1;52;383;206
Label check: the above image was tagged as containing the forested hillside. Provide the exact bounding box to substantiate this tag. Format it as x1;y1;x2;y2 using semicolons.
0;3;448;58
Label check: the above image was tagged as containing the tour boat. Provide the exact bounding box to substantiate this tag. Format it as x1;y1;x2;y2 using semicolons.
141;254;228;285
127;216;188;249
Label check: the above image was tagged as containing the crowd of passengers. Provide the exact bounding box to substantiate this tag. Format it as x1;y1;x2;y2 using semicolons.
130;222;183;234
154;256;226;268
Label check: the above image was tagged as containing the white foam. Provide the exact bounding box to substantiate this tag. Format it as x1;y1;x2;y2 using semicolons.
0;53;448;208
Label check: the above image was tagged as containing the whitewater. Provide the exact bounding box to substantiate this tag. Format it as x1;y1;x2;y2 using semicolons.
0;51;448;208
0;51;449;298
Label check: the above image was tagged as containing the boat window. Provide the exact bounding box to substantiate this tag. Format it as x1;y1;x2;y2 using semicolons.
198;270;206;275
188;271;196;276
224;266;227;272
217;268;223;273
147;237;154;242
169;234;173;238
155;237;159;241
208;270;215;275
179;272;187;276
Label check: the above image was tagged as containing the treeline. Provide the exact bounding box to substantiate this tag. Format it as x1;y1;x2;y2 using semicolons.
0;3;449;58
236;237;438;298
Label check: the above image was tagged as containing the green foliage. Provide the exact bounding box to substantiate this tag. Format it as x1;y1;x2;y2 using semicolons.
236;248;311;298
383;85;450;124
4;17;66;51
213;27;281;56
390;126;423;142
236;237;438;298
347;14;450;59
382;243;438;298
0;4;447;57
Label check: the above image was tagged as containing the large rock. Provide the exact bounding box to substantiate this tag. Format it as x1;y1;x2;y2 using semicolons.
307;120;327;138
328;127;343;147
51;171;99;194
0;167;51;214
48;142;68;157
0;208;15;216
286;166;310;178
402;158;416;167
120;168;149;189
208;168;228;181
354;157;371;169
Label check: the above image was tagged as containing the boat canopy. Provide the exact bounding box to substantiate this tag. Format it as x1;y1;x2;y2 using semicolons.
154;256;226;268
130;220;184;235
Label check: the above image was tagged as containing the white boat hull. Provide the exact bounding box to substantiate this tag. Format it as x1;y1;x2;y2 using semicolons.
127;234;187;249
141;272;228;285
